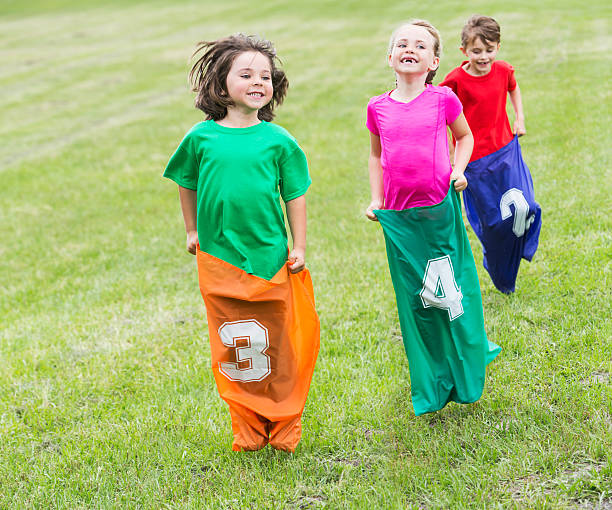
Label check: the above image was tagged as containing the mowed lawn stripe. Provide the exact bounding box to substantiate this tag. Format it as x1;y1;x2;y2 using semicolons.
1;1;610;508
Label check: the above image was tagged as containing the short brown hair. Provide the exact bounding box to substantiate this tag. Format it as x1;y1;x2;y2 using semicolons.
389;20;442;85
461;15;501;47
188;34;288;122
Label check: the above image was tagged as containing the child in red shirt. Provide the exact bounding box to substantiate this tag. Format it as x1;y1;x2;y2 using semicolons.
439;16;541;294
440;15;525;161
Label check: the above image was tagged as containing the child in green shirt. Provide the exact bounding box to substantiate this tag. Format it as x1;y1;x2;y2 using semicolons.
163;34;318;453
164;34;311;279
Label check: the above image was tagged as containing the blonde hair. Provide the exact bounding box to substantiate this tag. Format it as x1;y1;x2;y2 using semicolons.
388;19;442;84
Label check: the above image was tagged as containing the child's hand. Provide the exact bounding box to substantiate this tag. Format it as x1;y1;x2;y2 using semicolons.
288;247;305;273
451;171;468;192
186;230;198;255
513;118;526;137
366;200;383;221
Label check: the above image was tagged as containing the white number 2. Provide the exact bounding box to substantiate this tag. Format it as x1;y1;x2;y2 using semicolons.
420;255;464;321
500;188;535;237
217;319;271;382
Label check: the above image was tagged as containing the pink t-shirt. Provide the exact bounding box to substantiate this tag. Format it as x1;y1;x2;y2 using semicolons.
366;85;462;209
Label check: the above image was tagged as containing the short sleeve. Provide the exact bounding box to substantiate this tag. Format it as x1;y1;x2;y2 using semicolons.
444;87;463;125
507;64;517;91
439;73;457;94
366;98;380;136
279;144;311;202
163;135;198;190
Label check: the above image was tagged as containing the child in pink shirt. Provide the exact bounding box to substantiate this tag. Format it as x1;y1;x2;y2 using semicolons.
366;20;473;217
364;21;501;416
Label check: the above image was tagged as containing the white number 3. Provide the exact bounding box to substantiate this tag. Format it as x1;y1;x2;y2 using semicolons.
218;319;271;382
420;255;464;321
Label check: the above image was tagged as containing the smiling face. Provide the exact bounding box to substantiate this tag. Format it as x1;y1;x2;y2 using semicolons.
388;24;439;79
225;51;273;115
461;37;500;76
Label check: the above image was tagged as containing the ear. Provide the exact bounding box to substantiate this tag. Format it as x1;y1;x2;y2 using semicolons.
429;56;440;72
388;53;393;67
460;46;468;57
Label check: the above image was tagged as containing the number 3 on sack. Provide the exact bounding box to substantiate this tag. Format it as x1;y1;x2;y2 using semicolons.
218;320;272;382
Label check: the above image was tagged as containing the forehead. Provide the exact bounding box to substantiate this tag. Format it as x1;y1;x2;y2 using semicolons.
394;24;435;45
230;51;272;71
464;36;498;50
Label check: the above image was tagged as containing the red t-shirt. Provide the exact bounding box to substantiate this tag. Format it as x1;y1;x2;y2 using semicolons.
440;60;517;162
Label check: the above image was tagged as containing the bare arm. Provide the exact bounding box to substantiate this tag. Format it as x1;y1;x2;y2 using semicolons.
509;84;526;136
448;113;473;192
178;185;198;255
447;127;456;168
366;132;384;221
286;194;306;273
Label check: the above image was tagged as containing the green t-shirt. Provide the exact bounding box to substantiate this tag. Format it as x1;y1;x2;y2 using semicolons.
164;120;311;280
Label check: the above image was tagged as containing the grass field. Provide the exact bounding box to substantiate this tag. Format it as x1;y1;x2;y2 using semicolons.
1;0;611;508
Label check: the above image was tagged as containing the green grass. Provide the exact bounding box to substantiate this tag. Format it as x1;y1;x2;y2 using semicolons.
1;0;611;508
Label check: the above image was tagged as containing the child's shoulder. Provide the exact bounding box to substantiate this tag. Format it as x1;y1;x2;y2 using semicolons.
440;64;464;82
424;84;459;104
493;60;514;71
428;84;455;96
262;121;300;145
172;120;211;152
263;121;292;137
367;91;391;107
260;122;307;155
182;119;213;138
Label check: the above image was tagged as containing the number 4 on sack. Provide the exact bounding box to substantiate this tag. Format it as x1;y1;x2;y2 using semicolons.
420;255;464;321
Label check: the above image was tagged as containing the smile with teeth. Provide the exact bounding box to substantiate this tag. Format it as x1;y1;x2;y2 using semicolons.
248;92;264;98
401;57;418;64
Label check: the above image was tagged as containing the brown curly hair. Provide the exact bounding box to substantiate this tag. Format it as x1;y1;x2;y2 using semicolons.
188;34;289;122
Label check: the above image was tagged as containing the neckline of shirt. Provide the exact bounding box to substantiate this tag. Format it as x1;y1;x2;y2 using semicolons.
209;119;266;134
385;84;431;105
458;60;496;79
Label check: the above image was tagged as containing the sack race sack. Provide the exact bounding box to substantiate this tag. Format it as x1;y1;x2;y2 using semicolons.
375;186;501;416
197;249;320;452
463;136;542;293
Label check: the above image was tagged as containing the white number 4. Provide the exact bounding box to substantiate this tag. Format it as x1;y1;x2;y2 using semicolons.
420;255;464;321
218;319;271;382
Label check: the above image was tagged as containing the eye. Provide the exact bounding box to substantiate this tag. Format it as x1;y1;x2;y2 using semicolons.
398;43;406;48
240;73;250;79
262;75;271;81
417;44;425;49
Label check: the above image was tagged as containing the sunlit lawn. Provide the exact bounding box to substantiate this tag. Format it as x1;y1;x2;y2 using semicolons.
1;1;610;508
